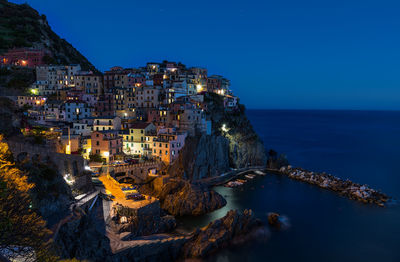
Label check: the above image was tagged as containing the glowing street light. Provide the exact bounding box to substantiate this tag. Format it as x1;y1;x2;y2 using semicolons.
221;124;229;132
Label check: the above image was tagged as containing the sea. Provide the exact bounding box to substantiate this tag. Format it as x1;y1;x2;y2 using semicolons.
177;110;400;262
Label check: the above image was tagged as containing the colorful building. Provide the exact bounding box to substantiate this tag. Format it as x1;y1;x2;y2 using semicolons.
91;130;122;161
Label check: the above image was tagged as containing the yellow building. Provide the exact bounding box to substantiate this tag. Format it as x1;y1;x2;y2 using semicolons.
81;137;91;159
123;122;156;156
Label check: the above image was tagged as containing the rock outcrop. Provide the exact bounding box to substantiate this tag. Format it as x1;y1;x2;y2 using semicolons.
55;209;266;261
18;159;74;224
55;214;112;260
181;209;267;258
112;214;177;240
167;134;230;180
205;93;267;168
158;180;227;216
165;93;267;181
140;179;227;216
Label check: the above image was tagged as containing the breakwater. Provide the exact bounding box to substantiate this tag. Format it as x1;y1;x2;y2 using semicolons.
273;166;390;206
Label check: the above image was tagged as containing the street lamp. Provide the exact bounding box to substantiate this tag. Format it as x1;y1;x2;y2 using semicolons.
103;151;110;176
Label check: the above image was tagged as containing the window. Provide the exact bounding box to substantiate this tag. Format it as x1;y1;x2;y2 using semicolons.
165;144;168;148
96;141;99;146
165;150;168;155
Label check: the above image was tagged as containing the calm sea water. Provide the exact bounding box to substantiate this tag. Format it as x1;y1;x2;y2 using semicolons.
177;110;400;262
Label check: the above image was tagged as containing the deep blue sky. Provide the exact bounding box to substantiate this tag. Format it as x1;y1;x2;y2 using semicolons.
11;0;400;110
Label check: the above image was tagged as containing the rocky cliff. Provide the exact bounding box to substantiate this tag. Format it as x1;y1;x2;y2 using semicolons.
167;93;267;181
181;209;267;258
56;209;265;261
140;179;227;216
166;134;230;180
205;92;267;168
17;159;74;225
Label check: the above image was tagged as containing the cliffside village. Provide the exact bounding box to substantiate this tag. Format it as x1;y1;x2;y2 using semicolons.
3;49;239;188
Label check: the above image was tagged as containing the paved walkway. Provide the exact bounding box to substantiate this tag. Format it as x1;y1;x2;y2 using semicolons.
198;166;266;186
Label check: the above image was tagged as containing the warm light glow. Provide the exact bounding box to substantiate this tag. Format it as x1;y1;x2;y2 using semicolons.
63;173;74;185
222;124;229;132
103;151;109;158
30;88;38;95
66;144;71;154
21;60;27;66
196;84;203;93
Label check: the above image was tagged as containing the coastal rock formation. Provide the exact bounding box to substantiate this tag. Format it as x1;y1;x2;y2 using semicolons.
205;93;267;168
267;212;290;230
167;134;231;180
166;93;267;181
55;208;266;261
158;179;227;216
278;166;390;206
181;209;267;258
266;149;290;169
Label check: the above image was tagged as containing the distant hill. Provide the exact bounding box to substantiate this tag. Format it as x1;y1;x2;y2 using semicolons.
0;0;97;72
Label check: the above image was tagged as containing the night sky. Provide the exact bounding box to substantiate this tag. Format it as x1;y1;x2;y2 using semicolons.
11;0;400;110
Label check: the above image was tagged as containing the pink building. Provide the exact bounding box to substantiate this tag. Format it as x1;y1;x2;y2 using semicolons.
91;130;122;161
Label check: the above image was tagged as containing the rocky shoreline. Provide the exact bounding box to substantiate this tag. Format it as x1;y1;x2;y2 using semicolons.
275;166;390;206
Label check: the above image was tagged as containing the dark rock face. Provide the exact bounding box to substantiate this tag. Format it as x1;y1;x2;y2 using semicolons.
0;97;21;137
55;215;112;260
203;93;267;169
166;93;267;181
154;179;227;216
181;209;266;258
55;209;266;261
266;149;289;169
18;160;74;224
167;134;230;180
114;215;177;240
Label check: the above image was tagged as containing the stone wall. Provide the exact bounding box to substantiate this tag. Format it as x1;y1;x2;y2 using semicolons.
6;139;91;191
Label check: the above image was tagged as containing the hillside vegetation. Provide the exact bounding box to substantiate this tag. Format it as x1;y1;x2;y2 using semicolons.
0;0;97;72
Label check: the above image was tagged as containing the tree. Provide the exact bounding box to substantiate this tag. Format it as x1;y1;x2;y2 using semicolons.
0;135;57;261
89;153;103;163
